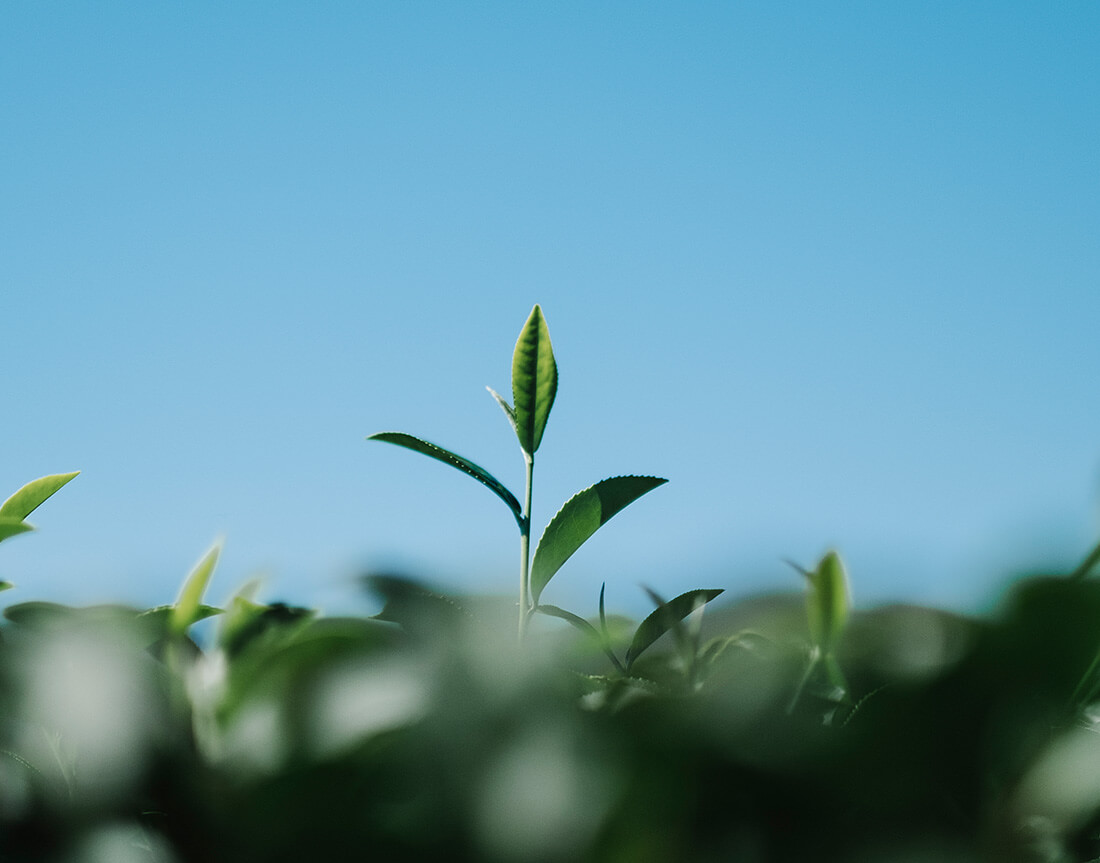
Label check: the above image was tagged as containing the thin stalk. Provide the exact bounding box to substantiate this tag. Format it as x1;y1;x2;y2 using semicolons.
787;648;820;715
518;454;534;640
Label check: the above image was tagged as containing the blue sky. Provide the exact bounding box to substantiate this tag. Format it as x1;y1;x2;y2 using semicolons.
2;3;1098;619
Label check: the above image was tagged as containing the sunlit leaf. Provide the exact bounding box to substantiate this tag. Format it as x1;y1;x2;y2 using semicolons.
530;476;667;603
0;472;78;521
626;588;724;669
368;432;523;528
171;542;221;636
511;304;557;457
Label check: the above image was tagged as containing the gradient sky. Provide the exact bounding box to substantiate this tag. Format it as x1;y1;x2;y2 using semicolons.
3;3;1098;620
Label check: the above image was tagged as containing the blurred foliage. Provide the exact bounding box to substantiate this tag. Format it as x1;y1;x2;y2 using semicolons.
2;546;1100;861
6;473;1100;860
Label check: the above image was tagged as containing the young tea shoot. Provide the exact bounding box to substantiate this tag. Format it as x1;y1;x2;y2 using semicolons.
369;305;667;639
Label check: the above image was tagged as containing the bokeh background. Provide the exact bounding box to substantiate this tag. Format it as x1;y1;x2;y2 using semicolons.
3;3;1098;618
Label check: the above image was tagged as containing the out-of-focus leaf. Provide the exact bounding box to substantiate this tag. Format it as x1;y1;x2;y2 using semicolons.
171;543;221;636
530;476;667;603
511;304;557;457
219;597;315;657
0;581;13;592
366;573;473;639
0;472;78;521
805;551;849;652
3;601;71;626
0;517;34;544
626;588;724;669
367;432;523;528
140;604;222;632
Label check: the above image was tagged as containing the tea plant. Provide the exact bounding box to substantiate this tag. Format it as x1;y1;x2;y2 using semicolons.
0;471;78;591
368;305;720;643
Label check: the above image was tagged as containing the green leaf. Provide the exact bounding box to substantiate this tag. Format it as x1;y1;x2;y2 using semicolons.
536;603;602;641
599;582;609;642
0;581;13;592
365;573;473;640
368;432;524;529
511;304;557;457
4;601;70;626
140;604;223;627
530;476;667;603
0;472;79;521
805;551;850;652
0;517;34;544
171;542;221;636
537;603;626;674
486;386;518;435
626;588;724;669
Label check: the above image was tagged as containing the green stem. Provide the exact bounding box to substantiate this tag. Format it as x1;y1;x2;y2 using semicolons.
518;454;534;640
787;648;820;715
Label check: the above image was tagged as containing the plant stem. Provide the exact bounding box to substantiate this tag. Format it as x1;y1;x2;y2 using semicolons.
518;454;534;640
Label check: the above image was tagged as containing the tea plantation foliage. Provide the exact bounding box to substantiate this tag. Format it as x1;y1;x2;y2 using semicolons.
5;510;1100;863
4;308;1100;862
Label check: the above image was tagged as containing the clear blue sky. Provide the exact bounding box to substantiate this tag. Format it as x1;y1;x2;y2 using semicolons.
3;3;1098;619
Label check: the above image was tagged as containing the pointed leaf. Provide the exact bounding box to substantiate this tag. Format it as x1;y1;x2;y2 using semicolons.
599;582;609;642
537;604;625;673
171;543;221;635
626;588;724;669
368;432;523;528
511;304;557;456
0;472;78;521
536;604;602;641
0;581;13;592
806;551;850;651
530;476;667;603
486;387;518;435
0;517;34;544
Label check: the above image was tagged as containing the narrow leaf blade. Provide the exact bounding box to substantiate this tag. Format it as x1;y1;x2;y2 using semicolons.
530;476;667;603
535;604;603;642
626;588;724;669
511;305;557;456
0;472;79;521
368;432;523;527
171;542;221;635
